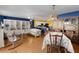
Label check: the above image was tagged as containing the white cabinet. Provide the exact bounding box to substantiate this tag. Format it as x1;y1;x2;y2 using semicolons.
4;19;30;35
0;29;4;48
64;16;79;31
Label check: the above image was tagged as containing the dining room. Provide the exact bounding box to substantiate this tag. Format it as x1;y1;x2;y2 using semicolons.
0;5;79;53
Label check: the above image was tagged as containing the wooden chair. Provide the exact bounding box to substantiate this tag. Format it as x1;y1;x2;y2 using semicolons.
7;31;22;50
47;33;67;53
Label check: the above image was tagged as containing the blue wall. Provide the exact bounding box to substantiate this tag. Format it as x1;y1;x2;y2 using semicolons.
58;11;79;18
0;16;4;22
0;15;30;21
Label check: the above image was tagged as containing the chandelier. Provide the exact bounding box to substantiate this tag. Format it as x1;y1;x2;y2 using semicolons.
50;5;58;20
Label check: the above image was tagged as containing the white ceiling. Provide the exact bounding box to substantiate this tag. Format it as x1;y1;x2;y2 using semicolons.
0;5;79;19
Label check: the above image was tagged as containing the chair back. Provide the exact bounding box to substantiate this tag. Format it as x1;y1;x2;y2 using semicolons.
6;31;17;42
47;32;63;53
49;33;63;46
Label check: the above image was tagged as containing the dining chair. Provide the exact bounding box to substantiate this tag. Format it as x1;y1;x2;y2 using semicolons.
47;33;67;53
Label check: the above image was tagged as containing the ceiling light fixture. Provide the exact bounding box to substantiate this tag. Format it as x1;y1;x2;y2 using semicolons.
49;5;57;20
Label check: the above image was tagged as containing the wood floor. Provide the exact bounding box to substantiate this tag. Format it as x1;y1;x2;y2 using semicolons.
0;34;79;53
72;43;79;53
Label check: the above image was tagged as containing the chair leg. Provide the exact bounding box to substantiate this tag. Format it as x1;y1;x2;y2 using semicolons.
58;47;61;53
64;47;68;53
35;35;36;38
8;42;16;50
